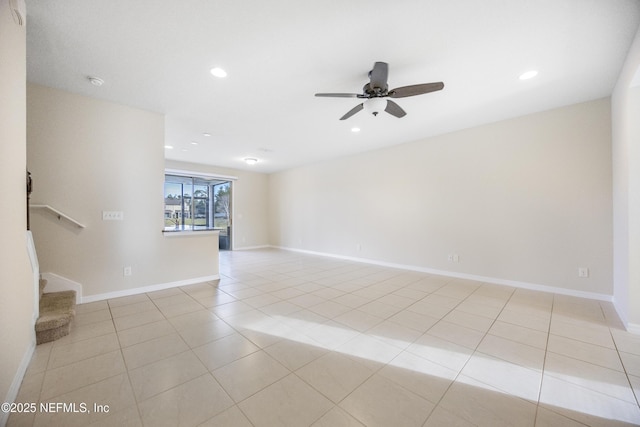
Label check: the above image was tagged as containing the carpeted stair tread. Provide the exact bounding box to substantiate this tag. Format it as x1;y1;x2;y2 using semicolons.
39;278;46;299
40;290;76;309
35;312;75;331
36;290;76;344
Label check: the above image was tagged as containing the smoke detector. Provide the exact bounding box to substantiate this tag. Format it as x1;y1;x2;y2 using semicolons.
88;76;104;87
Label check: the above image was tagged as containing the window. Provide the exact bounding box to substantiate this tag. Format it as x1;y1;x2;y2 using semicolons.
164;174;231;232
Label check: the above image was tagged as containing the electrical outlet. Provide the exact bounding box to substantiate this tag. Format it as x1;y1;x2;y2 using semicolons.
578;267;589;278
123;266;132;276
103;211;124;221
448;254;453;262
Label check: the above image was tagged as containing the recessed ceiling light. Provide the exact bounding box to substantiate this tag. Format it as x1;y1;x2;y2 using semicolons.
351;127;361;133
244;157;258;165
181;148;188;152
164;145;174;149
519;70;538;80
87;76;104;86
210;67;227;78
203;132;211;137
190;141;198;145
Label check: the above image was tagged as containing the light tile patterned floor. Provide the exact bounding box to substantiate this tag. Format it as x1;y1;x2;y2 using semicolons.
8;248;640;426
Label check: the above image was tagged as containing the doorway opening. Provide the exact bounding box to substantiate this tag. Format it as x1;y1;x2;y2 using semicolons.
212;181;232;250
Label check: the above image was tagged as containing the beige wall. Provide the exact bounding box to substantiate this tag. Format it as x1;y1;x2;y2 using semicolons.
27;84;219;300
612;25;640;330
269;98;613;296
164;160;270;250
0;0;35;417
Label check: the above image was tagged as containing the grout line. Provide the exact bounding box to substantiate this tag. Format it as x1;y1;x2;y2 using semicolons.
608;324;640;408
534;292;555;426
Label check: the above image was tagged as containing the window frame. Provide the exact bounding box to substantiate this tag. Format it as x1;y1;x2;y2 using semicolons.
163;169;236;234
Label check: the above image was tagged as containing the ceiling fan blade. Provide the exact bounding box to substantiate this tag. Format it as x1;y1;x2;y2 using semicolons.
315;93;362;98
384;100;406;118
369;62;389;90
389;82;444;98
339;103;364;120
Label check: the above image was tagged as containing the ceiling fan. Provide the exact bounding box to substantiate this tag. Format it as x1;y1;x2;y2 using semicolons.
315;61;444;120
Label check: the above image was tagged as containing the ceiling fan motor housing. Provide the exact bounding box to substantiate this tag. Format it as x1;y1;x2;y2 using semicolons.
363;83;388;96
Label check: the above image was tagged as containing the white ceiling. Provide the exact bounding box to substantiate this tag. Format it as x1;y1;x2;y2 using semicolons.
26;0;640;173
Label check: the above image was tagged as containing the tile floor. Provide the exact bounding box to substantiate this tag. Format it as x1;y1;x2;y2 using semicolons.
8;248;640;426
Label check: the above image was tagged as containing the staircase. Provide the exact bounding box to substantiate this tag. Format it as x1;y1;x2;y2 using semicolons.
27;198;82;344
35;279;76;344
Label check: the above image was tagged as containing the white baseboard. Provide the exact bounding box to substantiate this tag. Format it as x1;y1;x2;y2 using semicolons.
80;275;220;304
233;245;270;251
612;296;629;329
627;323;640;335
611;296;640;335
40;272;221;305
41;272;83;304
272;245;614;303
1;338;35;427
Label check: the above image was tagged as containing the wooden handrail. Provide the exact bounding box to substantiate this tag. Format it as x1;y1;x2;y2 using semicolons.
31;204;86;228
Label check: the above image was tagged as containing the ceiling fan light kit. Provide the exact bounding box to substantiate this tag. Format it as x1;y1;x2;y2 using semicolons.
363;98;387;116
315;61;444;120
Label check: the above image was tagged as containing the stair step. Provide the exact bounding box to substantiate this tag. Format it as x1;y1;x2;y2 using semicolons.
39;278;47;299
36;290;76;344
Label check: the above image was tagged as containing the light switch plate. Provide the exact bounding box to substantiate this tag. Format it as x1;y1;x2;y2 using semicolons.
102;211;124;220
